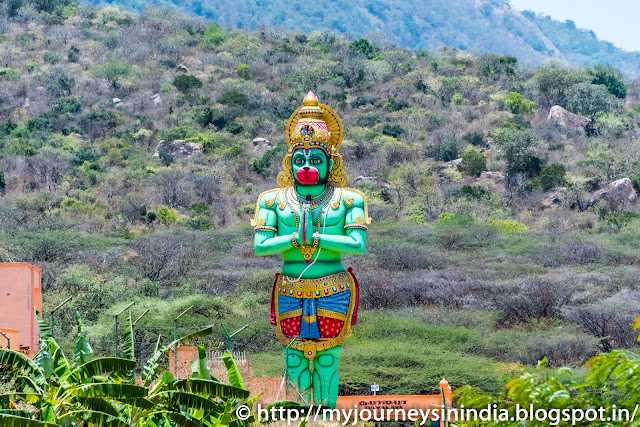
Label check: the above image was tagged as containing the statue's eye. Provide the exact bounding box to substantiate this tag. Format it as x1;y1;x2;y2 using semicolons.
311;158;321;165
294;158;304;165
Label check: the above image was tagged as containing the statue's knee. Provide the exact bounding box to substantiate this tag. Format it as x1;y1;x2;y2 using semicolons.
286;353;304;369
316;353;337;368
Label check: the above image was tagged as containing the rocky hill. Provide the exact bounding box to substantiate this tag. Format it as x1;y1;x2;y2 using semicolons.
82;0;640;76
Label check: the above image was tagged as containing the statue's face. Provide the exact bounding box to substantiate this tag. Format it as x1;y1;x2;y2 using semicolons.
292;148;333;186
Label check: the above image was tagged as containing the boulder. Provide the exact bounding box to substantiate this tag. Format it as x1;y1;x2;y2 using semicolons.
439;158;462;171
153;140;201;158
479;171;505;184
252;138;273;150
150;94;161;105
539;187;566;210
176;63;189;73
547;106;589;131
586;178;637;211
112;97;122;105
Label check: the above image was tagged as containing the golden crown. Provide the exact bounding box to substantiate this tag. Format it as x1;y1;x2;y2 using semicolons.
286;92;343;155
278;92;347;188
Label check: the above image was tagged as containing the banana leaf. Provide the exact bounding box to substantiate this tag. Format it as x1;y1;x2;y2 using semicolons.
72;309;93;369
0;350;45;386
222;351;245;389
59;410;128;427
148;410;205;427
190;345;211;380
173;379;249;400
73;397;120;417
64;357;136;384
122;312;136;384
0;393;42;407
0;413;57;426
0;409;33;418
141;325;214;387
156;391;222;412
74;383;148;400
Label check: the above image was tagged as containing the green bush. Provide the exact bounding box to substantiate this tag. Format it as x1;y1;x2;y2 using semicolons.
157;205;178;225
235;63;251;79
381;123;404;138
458;146;487;177
350;38;375;59
201;23;227;49
534;163;567;191
505;91;536;114
439;138;459;162
173;74;203;93
463;131;484;146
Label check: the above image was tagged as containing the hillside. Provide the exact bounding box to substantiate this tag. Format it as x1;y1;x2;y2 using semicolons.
1;0;640;396
82;0;640;76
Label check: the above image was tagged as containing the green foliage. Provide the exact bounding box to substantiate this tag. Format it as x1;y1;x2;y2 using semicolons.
487;218;528;233
350;38;375;59
0;68;20;81
492;126;542;184
157;205;178;225
381;123;404;138
439;138;459;162
0;168;5;194
52;96;82;115
458;146;487;177
173;74;203;93
235;63;251;80
456;322;640;427
534;163;567;191
92;58;134;90
505;91;536;115
201;23;227;49
589;64;627;99
463;131;484;146
566;82;620;117
477;53;517;78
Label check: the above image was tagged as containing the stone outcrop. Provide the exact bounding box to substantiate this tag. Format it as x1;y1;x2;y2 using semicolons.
176;63;189;73
154;140;201;158
479;171;505;184
150;94;161;105
539;188;566;210
547;106;589;130
586;178;637;211
252;138;273;151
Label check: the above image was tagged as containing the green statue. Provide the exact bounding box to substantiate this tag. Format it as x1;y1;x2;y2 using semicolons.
252;92;371;408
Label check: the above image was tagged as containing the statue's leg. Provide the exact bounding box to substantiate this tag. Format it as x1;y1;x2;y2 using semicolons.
283;347;311;404
312;346;341;408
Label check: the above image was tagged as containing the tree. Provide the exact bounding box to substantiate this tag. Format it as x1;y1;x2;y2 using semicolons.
157;205;178;225
492;126;542;186
350;38;375;59
201;23;227;49
173;74;203;94
0;168;5;195
505;91;536;115
455;321;640;426
589;64;627;99
566;82;620;117
534;163;567;191
92;59;134;91
458;146;487;177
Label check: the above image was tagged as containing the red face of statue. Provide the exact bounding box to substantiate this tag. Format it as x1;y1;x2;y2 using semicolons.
292;148;328;186
296;166;320;185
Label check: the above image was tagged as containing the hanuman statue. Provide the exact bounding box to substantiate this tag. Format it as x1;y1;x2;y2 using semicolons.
252;92;371;408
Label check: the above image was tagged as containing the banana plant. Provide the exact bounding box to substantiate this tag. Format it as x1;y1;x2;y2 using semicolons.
0;310;254;426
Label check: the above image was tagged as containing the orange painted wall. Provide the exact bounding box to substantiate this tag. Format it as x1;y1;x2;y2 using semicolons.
0;263;42;354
